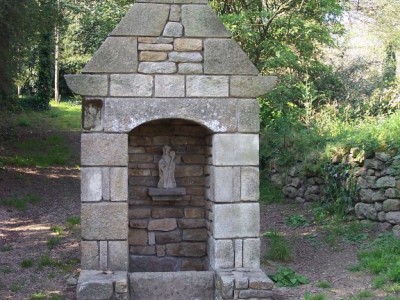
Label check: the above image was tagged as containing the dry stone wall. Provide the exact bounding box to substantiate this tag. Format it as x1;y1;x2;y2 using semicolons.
272;151;400;237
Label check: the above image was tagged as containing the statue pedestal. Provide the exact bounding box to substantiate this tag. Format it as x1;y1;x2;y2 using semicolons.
148;187;186;201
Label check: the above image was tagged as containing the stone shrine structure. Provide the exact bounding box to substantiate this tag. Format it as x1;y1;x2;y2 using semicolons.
65;0;277;299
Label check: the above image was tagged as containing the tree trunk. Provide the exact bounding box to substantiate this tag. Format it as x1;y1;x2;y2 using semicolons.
54;0;61;103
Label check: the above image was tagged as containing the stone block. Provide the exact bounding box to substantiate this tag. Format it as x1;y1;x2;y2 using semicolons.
138;62;177;74
166;242;206;257
110;74;153;97
170;5;181;21
204;39;259;75
174;38;203;51
109;241;128;271
130;256;179;272
182;258;204;271
112;3;169;36
182;5;231;37
110;168;128;201
376;176;396;188
185;207;205;218
175;165;204;177
213;203;260;238
129;208;151;218
394;225;400;238
213;134;259;166
99;241;108;270
138;43;173;51
102;168;110;200
178;63;203;74
138;37;173;44
129;219;148;229
152;207;183;218
139;51;168;62
186;75;229;97
249;274;274;290
148;232;156;245
81;168;102;202
177;218;206;228
383;199;400;212
81;134;128;166
385;188;400;198
238;99;260;133
359;189;386;203
156;245;166;256
155;230;181;244
83;37;137;73
209;237;234;269
183;228;208;241
77;272;114;300
82;99;103;132
129;229;148;245
231;75;278;97
243;238;260;268
169;51;203;62
148;218;177;231
104;98;237;133
355;203;377;220
130;245;156;255
82;203;127;240
129;271;214;300
386;212;400;224
211;167;240;202
81;241;99;269
163;22;183;37
155;75;185;97
234;239;243;268
241;167;259;201
239;289;274;299
215;272;234;299
65;75;108;96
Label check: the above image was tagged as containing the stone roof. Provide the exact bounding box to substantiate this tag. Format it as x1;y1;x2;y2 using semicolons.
66;1;277;98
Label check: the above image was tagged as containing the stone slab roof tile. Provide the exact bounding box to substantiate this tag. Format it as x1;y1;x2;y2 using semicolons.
111;3;170;36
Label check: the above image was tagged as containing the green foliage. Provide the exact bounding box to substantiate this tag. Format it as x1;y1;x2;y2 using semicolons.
51;226;64;236
66;215;80;228
30;292;47;300
0;265;12;274
304;293;328;300
10;283;23;292
259;173;284;204
284;214;309;228
0;194;41;211
0;244;13;252
263;231;292;262
20;259;34;268
316;280;332;289
270;267;309;287
47;237;62;249
38;254;57;268
357;233;400;288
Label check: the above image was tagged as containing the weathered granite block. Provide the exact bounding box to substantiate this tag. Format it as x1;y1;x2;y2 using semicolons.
163;22;183;37
99;241;108;270
182;5;231;37
102;168;110;201
110;74;153;97
174;38;203;51
213;203;260;238
230;75;278;97
83;37;137;73
148;218;177;231
170;5;181;21
238;99;260;133
138;62;177;74
211;167;240;202
77;271;127;300
130;255;179;272
178;63;203;74
204;39;258;75
155;230;181;244
139;51;168;62
355;203;378;220
212;134;259;166
166;242;206;257
82;99;103;131
138;37;173;44
186;76;229;97
108;241;128;271
129;229;148;245
81;134;128;166
81;167;102;202
241;167;259;201
65;75;108;96
235;239;243;268
112;3;170;36
386;212;400;224
183;228;208;241
81;241;99;269
169;51;203;63
82;202;127;240
209;237;234;269
129;271;214;300
155;75;185;97
138;43;173;51
243;238;260;268
110;167;128;201
104;98;237;133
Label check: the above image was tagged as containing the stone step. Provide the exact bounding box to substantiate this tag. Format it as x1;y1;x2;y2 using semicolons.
129;271;214;300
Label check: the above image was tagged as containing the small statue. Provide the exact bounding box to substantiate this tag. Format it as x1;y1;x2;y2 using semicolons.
158;145;177;188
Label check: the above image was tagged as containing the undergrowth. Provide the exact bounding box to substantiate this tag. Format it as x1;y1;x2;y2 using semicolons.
262;230;292;262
